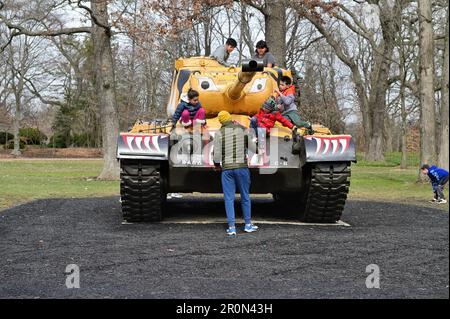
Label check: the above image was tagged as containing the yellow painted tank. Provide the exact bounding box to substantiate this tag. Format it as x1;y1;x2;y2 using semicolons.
117;56;357;225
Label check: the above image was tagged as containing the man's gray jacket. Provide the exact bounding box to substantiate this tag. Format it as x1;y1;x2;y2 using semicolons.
211;45;231;66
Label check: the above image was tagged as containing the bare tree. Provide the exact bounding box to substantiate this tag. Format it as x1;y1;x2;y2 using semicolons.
8;43;25;156
438;8;448;170
418;0;436;166
297;1;408;161
0;0;119;179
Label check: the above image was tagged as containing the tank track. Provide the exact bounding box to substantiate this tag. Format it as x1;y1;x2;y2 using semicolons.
120;159;166;222
274;163;351;222
300;163;351;223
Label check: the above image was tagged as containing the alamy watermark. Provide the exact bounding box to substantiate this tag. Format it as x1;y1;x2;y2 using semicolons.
365;264;380;289
65;264;80;289
168;125;283;174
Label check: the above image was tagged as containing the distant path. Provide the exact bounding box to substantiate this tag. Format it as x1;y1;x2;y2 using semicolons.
0;157;102;161
0;197;448;298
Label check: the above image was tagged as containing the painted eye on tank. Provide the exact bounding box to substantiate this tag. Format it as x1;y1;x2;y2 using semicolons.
196;76;219;91
201;81;210;90
249;78;267;93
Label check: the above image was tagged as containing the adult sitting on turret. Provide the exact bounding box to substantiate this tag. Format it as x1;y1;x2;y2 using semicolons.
252;40;276;68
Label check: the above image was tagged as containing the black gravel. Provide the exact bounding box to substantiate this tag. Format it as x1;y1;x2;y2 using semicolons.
0;197;448;299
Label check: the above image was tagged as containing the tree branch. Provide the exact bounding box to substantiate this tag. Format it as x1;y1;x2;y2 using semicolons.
75;0;111;35
23;76;64;107
238;0;267;16
336;4;377;48
9;62;64;107
0;1;95;52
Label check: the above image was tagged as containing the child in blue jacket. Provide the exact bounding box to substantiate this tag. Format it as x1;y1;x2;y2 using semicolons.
420;164;449;204
172;89;206;127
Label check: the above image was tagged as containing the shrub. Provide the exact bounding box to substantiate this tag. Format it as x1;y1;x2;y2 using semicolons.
19;127;47;145
0;132;14;144
6;139;26;150
48;134;67;148
72;133;89;147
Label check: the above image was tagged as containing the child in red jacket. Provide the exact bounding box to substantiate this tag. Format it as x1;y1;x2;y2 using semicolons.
250;97;296;153
250;97;296;134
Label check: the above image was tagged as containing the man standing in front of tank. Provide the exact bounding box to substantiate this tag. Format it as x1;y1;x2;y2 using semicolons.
213;111;258;236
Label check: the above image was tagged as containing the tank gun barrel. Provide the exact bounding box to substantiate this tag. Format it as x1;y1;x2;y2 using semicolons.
227;59;264;100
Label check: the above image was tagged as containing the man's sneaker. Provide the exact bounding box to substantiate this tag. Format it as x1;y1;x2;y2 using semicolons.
226;227;236;236
437;199;447;204
244;224;258;233
429;198;438;203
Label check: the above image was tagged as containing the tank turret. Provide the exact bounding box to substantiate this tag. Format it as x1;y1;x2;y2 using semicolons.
166;57;283;117
226;59;264;100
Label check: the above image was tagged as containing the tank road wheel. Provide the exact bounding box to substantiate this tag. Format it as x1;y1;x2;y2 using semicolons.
120;159;167;222
299;163;351;223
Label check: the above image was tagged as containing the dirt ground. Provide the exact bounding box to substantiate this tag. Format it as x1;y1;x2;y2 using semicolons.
0;196;448;299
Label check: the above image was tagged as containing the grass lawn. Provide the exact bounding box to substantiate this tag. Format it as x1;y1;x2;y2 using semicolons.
0;153;448;211
351;152;448;209
0;160;117;211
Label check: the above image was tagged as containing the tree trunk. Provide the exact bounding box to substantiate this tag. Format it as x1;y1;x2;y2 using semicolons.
203;9;212;56
264;0;286;68
400;78;408;169
92;2;120;180
418;0;437;166
11;101;21;156
438;11;449;170
383;116;393;153
10;59;24;156
364;60;388;162
364;2;398;162
240;3;254;59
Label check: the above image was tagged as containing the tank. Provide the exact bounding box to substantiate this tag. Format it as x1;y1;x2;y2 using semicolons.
117;57;356;223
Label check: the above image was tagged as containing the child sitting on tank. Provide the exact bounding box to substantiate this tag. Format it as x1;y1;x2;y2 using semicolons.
250;97;296;152
250;96;295;134
250;97;296;153
273;76;314;135
171;88;206;129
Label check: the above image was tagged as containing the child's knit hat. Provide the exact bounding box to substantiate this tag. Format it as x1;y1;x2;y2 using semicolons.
262;97;277;112
218;111;232;124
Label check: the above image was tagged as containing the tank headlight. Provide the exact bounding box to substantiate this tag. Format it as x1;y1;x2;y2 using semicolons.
197;77;219;91
249;78;267;93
